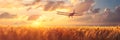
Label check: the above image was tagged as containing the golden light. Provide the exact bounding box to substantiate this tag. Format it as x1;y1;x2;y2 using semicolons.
30;16;44;27
30;14;51;27
28;7;73;27
31;21;42;27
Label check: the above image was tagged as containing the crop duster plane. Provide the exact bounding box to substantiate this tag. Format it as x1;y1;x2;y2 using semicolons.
57;10;83;18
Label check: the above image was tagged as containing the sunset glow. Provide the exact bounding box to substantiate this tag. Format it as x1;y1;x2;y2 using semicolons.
0;0;119;26
0;0;120;40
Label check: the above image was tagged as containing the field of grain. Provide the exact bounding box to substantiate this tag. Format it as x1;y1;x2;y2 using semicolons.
0;26;120;40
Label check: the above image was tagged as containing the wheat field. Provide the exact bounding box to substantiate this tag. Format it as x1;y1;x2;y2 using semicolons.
0;26;120;40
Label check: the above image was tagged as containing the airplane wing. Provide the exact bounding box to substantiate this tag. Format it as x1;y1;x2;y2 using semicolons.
57;11;70;16
57;11;84;16
74;13;84;16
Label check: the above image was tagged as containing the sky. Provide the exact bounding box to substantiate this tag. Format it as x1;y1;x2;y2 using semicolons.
95;0;120;10
0;0;120;26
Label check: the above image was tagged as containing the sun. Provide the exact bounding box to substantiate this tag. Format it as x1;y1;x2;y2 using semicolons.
30;15;48;27
31;21;43;27
30;16;43;27
32;21;40;26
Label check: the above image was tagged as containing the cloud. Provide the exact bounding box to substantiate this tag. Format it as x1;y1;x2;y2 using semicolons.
105;6;120;23
21;0;41;6
63;0;120;25
71;6;120;25
27;15;40;21
115;5;120;14
89;8;101;14
70;0;80;5
0;12;16;19
73;0;95;14
43;1;65;11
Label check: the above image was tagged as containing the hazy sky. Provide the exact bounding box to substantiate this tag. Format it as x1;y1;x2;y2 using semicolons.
0;0;120;26
95;0;120;10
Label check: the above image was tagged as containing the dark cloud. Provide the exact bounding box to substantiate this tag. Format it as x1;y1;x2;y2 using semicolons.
90;8;120;24
115;5;120;14
105;6;120;23
91;8;101;14
0;12;16;19
72;6;120;25
92;8;113;22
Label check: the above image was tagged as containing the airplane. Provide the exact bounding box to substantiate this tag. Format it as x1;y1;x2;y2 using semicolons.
57;10;83;18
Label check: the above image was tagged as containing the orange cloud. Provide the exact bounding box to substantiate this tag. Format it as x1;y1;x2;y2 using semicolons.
0;11;16;19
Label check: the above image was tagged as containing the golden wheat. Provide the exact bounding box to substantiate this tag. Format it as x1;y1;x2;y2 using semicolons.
0;26;120;40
